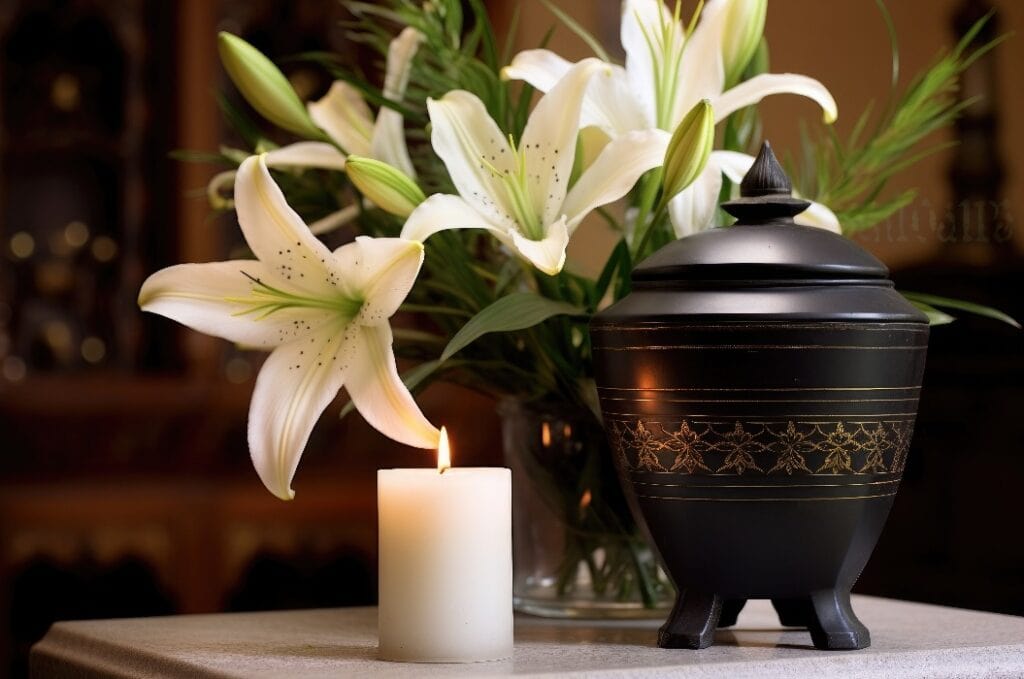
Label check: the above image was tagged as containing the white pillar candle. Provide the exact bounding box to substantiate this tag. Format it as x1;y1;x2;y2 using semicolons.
377;428;513;663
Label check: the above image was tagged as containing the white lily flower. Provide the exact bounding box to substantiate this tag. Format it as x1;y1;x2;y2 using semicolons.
401;58;670;275
140;154;439;500
210;28;424;232
504;0;840;235
267;26;424;175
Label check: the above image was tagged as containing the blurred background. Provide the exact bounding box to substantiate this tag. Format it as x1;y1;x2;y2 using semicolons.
0;0;1021;676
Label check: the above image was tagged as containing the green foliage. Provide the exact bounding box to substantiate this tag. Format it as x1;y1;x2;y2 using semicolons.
440;293;584;362
795;8;1007;234
902;291;1020;328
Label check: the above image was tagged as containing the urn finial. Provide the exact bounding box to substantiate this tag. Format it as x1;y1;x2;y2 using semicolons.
722;140;810;224
740;141;790;197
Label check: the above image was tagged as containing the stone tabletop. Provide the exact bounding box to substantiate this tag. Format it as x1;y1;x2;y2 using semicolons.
31;596;1024;678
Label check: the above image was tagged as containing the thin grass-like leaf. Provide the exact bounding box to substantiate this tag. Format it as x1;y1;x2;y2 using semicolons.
902;291;1020;328
909;300;955;326
539;0;611;62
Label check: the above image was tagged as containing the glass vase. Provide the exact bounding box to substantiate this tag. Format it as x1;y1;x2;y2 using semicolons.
498;398;673;618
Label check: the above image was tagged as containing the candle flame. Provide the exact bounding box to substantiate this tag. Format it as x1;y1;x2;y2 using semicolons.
437;426;451;473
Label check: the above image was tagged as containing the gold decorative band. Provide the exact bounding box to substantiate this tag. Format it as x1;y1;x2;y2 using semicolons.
609;419;915;476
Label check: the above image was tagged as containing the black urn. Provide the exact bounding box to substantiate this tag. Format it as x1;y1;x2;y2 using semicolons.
590;142;928;651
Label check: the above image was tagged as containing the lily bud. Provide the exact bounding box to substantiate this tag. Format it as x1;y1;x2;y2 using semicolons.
345;156;425;218
722;0;768;88
661;100;715;202
218;32;322;139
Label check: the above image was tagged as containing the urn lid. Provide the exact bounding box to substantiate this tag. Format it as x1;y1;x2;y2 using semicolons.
632;142;889;284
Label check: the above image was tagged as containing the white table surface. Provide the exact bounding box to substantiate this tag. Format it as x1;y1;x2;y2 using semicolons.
31;596;1024;678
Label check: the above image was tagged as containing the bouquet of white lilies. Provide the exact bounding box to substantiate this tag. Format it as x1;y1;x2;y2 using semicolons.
142;0;1009;607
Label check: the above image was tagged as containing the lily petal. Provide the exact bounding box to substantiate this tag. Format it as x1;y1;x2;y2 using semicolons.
667;157;723;237
309;204;360;236
371;109;417;179
795;200;842;233
581;65;650;137
308;81;374;156
346;324;440;449
502;48;572;94
139;260;332;349
371;27;424;178
675;0;730;118
562;129;671;230
711;149;754;185
620;0;677;128
381;27;423;102
234;155;339;297
510;216;570;276
427;91;516;228
521;58;609;225
400;193;510;245
713;73;838;124
263;142;347;171
249;320;355;500
332;236;424;323
504;50;645;137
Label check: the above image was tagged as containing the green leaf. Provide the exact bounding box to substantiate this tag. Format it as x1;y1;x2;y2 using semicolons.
909;300;955;326
539;0;611;62
440;293;585;362
593;240;629;307
902;291;1021;328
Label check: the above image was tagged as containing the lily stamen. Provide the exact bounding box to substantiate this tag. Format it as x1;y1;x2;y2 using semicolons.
227;272;364;320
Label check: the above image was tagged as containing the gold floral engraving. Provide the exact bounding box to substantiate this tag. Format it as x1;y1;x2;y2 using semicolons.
717;422;762;474
664;421;711;473
858;423;892;474
768;422;814;474
610;419;915;476
819;422;856;474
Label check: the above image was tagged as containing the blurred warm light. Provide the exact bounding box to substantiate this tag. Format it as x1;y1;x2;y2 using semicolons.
91;236;119;262
437;426;451;473
10;231;34;259
2;356;26;382
81;336;106;364
65;221;90;248
51;72;81;111
541;421;552;447
35;261;73;294
43;321;73;362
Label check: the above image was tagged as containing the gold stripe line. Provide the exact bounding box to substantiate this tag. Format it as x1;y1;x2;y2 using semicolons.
635;492;897;502
598;386;921;392
602;412;919;418
594;324;926;332
595;345;926;351
627;471;903;478
599;397;921;404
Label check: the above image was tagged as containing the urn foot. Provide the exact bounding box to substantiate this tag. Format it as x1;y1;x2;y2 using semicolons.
717;599;747;628
805;589;871;650
658;589;722;649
